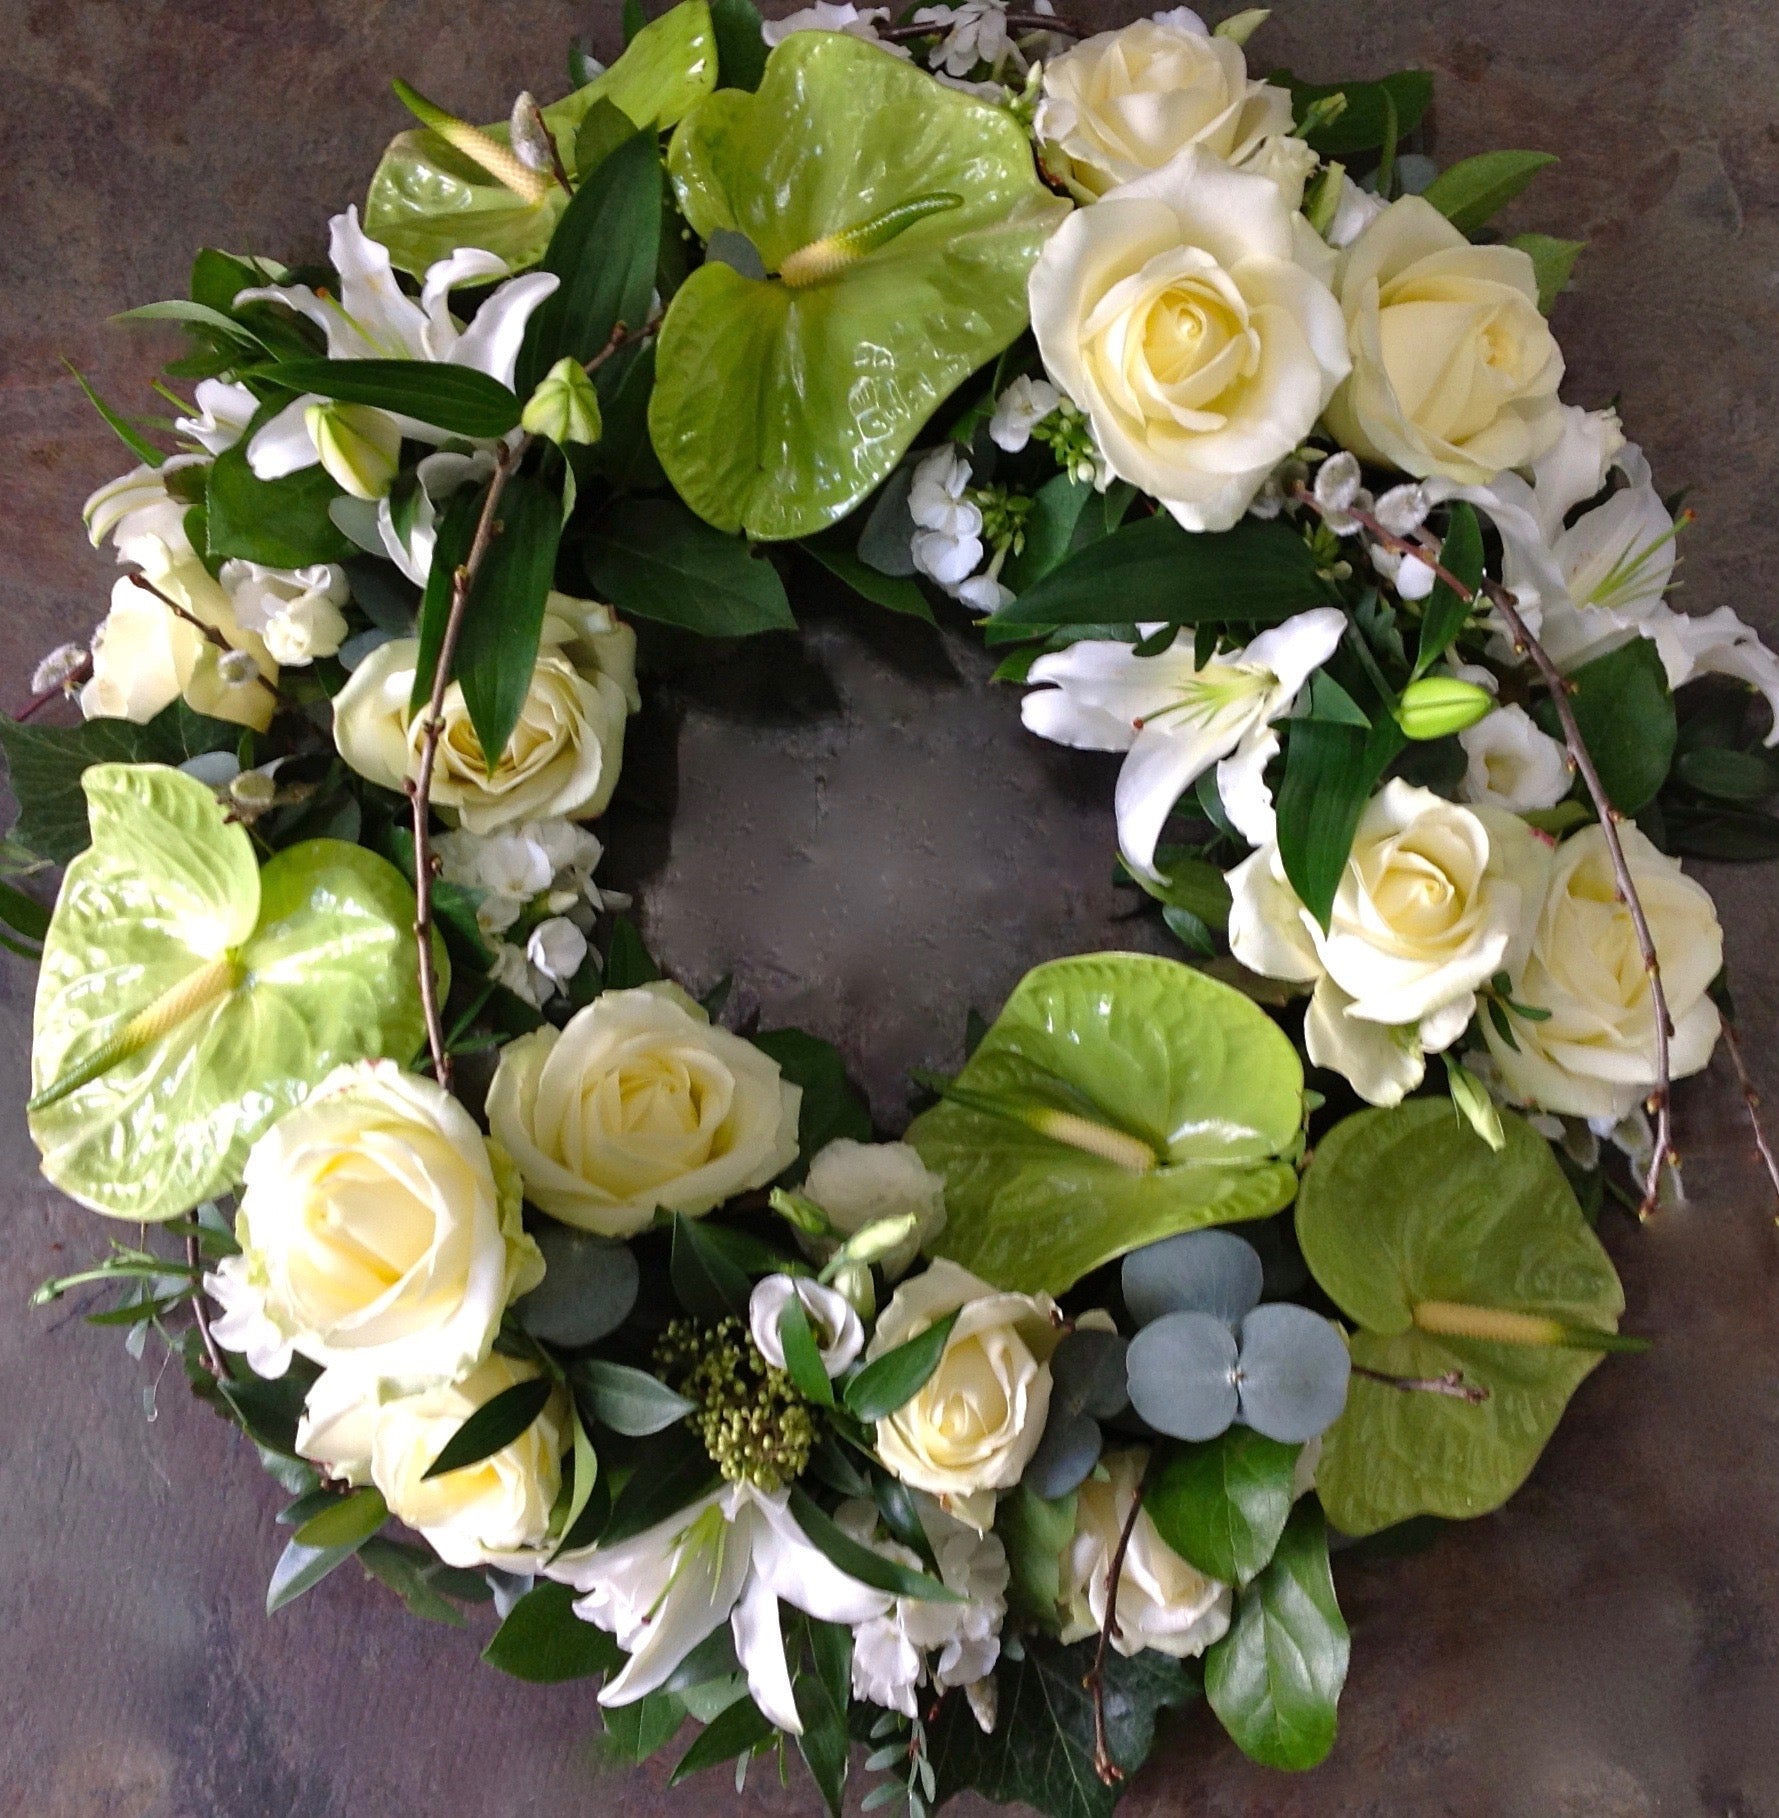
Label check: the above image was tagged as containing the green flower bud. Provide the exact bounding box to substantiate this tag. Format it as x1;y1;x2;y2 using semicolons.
831;1211;920;1270
1395;676;1494;741
305;402;401;501
828;1259;876;1323
521;356;603;447
1212;7;1270;45
768;1186;834;1238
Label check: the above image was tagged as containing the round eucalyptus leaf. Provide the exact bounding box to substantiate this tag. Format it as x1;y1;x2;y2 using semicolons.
1050;1328;1130;1421
1234;1303;1351;1445
1123;1228;1265;1329
1125;1311;1240;1442
516;1224;641;1348
1022;1407;1103;1501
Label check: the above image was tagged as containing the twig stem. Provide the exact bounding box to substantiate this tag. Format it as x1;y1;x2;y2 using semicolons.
186;1231;229;1380
126;572;290;710
1292;482;1676;1218
1085;1458;1151;1785
1351;1364;1489;1403
1718;1014;1779;1220
14;657;93;721
405;435;528;1088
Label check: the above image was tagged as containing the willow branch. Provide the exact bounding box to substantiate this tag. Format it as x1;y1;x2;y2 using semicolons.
1085;1462;1150;1786
14;656;93;721
1351;1364;1488;1403
126;572;291;711
186;1231;229;1380
1293;483;1676;1218
1718;1014;1779;1220
406;435;527;1088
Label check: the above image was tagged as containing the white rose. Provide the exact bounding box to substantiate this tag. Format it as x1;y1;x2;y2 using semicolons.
866;1258;1062;1531
1059;1448;1231;1657
1325;196;1566;484
1029;148;1350;533
1227;779;1551;1106
222;560;350;666
749;1274;864;1376
486;982;802;1237
297;1355;566;1569
1036;14;1294;199
1482;823;1723;1119
1459;704;1572;812
803;1137;947;1277
205;1060;544;1385
332;593;637;832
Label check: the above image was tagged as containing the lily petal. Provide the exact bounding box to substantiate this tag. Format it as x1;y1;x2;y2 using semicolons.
247;396;325;480
731;1568;803;1734
1215;725;1279;847
328;206;431;360
450;272;562;387
749;1492;892;1626
418;247;514;359
1116;707;1253;881
1239;606;1346;706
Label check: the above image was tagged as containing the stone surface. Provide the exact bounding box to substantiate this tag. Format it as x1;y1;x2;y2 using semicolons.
2;2;1778;1815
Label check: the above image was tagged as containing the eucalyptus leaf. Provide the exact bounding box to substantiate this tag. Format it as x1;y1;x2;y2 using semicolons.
1144;1429;1299;1588
649;32;1066;539
1123;1228;1264;1329
1234;1303;1350;1445
1125;1311;1240;1442
573;1359;698;1436
483;1579;624;1681
909;954;1303;1295
30;766;433;1222
516;1225;640;1346
1049;1328;1130;1420
1296;1099;1628;1535
1020;1408;1103;1501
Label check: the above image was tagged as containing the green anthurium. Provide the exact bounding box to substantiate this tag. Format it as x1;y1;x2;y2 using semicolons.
363;0;717;275
907;954;1304;1296
648;31;1069;540
29;764;438;1223
1295;1099;1633;1537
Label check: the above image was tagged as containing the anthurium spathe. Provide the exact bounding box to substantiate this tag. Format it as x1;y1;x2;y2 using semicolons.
1020;607;1345;879
559;1481;892;1732
648;31;1069;540
238;207;558;497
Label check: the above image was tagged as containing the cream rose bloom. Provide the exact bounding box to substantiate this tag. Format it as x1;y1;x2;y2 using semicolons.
487;982;802;1237
1324;196;1566;484
866;1258;1062;1532
1481;823;1722;1119
1029;147;1350;533
296;1355;566;1569
1228;779;1551;1106
1036;13;1298;200
332;592;638;833
1059;1448;1231;1658
204;1061;543;1385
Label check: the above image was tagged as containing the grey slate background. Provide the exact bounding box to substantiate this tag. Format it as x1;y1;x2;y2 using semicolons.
2;2;1778;1814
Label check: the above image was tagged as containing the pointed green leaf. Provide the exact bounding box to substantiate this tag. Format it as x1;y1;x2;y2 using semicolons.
671;1211;754;1321
1412;501;1482;679
356;1536;468;1626
584;497;795;636
572;1358;699;1435
802;535;935;622
206;404;355;567
292;1487;389;1550
267;1535;362;1613
30;766;434;1221
786;1486;960;1602
750;1027;872;1167
649;32;1067;539
1274;70;1433;156
1537;634;1675;815
422;1374;554;1479
484;1579;624;1681
1144;1430;1299;1588
779;1294;837;1406
261;358;522;438
844;1309;959;1421
908;954;1303;1295
1509;233;1585;314
671;1694;773;1783
1421;150;1557;235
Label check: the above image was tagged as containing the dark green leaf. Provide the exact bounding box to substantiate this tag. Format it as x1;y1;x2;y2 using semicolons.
601;1689;686;1762
1421;151;1557;235
672;1695;774;1783
778;1294;837;1406
987;515;1327;630
422;1375;554;1479
260;358;521;438
752;1027;873;1167
664;1626;744;1694
997;1482;1076;1627
1657;801;1779;862
1145;1430;1299;1588
1508;233;1585;313
1276;717;1385;931
517;130;662;399
928;1634;1194;1818
1541;635;1675;815
803;534;935;622
0;702;241;863
1004;474;1095;594
604;912;663;986
0;876;50;943
574;96;641;183
572;1358;698;1435
601;1426;722;1543
1275;70;1433;156
356;1536;468;1627
266;1535;362;1613
794;1616;853;1816
786;1486;959;1602
483;1580;624;1682
1675;747;1779;802
210;1357;319;1458
1413;502;1482;679
517;1224;640;1346
671;1211;754;1321
409;484;482;714
586;497;796;636
844;1309;960;1422
205;413;354;567
710;0;768;90
292;1486;388;1550
1203;1500;1349;1770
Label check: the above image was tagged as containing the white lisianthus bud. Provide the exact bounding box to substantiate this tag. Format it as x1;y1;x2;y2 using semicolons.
829;1258;877;1322
522;356;604;447
1459;704;1571;812
509;92;555;173
749;1274;865;1376
525;915;588;987
803;1138;947;1278
306;401;401;500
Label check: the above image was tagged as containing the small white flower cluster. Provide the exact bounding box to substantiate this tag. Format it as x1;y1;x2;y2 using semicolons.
432;818;627;1007
761;1;910;55
907;446;1014;614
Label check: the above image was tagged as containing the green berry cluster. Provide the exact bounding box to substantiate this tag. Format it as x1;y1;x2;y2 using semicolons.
656;1316;815;1493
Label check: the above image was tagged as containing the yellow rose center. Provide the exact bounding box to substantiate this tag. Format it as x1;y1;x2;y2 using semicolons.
291;1136;440;1321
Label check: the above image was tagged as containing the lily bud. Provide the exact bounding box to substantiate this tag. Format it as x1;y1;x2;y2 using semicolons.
521;356;603;446
1212;8;1270;45
305;401;401;501
1395;675;1493;741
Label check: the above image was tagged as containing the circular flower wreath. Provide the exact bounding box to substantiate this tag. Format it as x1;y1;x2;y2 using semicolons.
17;4;1779;1812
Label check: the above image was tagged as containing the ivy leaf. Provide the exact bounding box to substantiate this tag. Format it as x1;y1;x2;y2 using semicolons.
1143;1430;1299;1588
584;496;795;637
205;404;355;567
802;534;935;623
928;1633;1195;1818
483;1580;624;1682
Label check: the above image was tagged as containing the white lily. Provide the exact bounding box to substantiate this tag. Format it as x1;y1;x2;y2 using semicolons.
558;1482;891;1734
1020;606;1346;875
239;207;558;496
377;448;496;585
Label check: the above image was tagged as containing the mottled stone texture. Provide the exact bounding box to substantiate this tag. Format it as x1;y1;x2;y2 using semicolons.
2;2;1777;1814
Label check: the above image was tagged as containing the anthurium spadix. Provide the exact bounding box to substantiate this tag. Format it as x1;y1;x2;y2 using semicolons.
1020;607;1346;880
28;764;435;1222
560;1482;894;1733
648;31;1069;540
